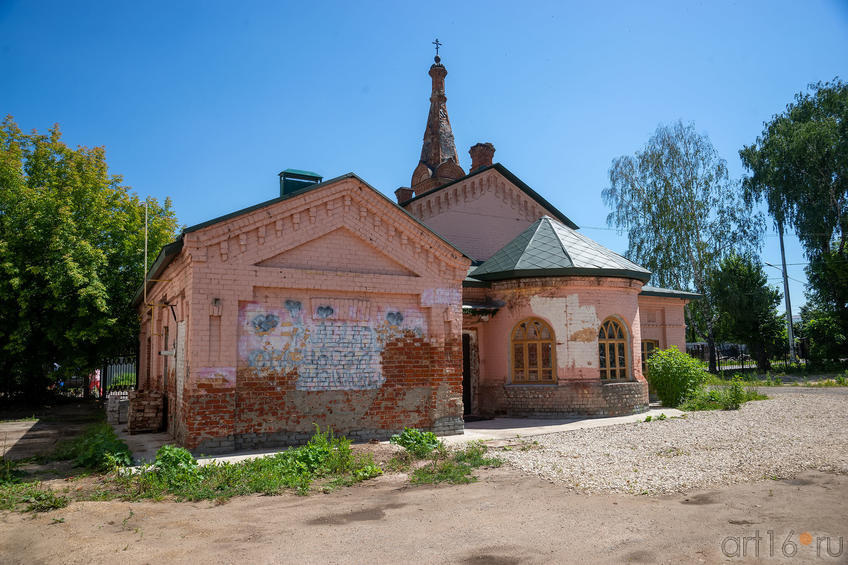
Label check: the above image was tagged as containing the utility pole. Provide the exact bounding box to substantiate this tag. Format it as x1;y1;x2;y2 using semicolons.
778;221;797;363
144;200;148;306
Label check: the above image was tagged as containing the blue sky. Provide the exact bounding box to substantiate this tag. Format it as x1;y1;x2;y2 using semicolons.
3;0;847;312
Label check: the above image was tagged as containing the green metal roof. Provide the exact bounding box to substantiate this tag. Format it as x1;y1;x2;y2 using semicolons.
280;168;322;178
470;216;651;282
639;286;701;299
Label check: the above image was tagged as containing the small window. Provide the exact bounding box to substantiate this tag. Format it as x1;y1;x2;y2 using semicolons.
598;318;630;380
641;339;659;376
511;318;556;384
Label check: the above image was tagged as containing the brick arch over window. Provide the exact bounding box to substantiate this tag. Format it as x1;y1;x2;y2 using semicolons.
511;318;556;384
598;317;630;380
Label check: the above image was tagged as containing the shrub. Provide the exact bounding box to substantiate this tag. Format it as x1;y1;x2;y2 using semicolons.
390;428;443;458
680;381;767;411
645;347;707;407
722;377;746;410
52;423;133;470
154;445;199;488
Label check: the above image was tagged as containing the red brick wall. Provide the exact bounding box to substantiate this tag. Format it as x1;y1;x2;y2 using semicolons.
142;177;469;452
466;276;649;417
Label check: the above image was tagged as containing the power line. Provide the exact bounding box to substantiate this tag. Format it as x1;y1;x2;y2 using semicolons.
763;262;807;285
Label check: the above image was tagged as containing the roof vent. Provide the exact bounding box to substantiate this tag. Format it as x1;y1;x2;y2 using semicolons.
279;169;322;196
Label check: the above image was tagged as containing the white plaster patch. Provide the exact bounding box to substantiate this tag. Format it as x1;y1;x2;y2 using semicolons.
529;295;599;369
421;288;461;306
237;300;426;391
193;366;236;388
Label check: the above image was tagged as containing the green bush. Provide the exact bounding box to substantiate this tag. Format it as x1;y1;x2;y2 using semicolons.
390;428;443;458
154;445;199;488
680;381;767;411
645;347;707;407
52;423;133;470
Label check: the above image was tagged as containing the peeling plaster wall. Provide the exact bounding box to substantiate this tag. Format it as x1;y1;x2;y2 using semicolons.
141;177;470;452
468;277;648;417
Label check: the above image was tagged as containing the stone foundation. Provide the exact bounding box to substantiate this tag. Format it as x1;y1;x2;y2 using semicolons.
193;419;465;456
105;395;128;425
481;380;648;418
128;390;164;434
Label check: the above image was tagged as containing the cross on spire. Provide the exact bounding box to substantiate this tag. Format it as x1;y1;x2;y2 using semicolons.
432;38;442;57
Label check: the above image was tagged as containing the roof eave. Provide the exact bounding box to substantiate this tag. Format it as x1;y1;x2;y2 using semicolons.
399;163;579;230
639;287;701;300
131;236;185;307
470;267;652;283
133;172;474;309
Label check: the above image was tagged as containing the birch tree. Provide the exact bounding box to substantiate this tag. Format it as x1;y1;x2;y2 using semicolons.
602;121;764;371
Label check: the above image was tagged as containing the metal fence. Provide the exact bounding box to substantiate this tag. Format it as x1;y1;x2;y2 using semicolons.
686;343;806;373
100;355;137;398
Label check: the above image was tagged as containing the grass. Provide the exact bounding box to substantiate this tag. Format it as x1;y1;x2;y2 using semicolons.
105;372;136;391
115;427;382;501
409;442;502;485
680;382;768;411
0;481;69;512
705;370;848;388
1;422;503;513
46;422;133;470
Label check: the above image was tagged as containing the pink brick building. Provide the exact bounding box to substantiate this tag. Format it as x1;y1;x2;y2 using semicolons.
136;55;694;452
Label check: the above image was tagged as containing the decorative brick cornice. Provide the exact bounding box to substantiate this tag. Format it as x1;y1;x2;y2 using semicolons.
410;169;547;224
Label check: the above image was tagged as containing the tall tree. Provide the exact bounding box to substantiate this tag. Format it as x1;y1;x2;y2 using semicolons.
710;253;784;372
0;116;179;401
739;79;848;360
603;120;764;371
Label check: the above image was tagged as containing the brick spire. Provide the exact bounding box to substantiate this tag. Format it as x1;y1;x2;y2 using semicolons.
411;51;465;195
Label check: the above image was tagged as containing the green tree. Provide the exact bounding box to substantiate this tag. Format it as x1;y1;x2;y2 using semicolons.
710;254;784;372
0;116;178;401
740;79;848;360
602;121;764;371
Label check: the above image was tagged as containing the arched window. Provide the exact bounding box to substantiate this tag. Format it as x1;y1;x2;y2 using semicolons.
511;318;555;384
598;318;629;380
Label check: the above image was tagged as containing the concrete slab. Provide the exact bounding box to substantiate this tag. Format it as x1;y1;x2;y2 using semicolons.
443;408;685;445
111;423;172;464
112;408;684;466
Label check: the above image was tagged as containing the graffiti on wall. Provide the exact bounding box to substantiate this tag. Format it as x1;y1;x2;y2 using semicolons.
238;299;425;391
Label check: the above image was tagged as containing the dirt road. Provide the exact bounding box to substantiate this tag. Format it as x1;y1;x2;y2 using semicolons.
2;468;846;564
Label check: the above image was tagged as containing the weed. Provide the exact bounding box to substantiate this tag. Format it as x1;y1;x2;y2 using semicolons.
115;426;381;501
680;380;767;411
644;415;652;422
49;423;132;470
410;442;501;485
0;482;69;512
121;508;135;530
389;428;443;458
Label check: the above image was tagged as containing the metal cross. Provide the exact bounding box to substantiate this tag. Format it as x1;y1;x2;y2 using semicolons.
433;38;442;56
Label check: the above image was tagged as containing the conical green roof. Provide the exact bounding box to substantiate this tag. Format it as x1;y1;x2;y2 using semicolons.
469;216;651;282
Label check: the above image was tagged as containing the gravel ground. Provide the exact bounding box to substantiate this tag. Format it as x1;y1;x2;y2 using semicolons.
499;388;848;494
